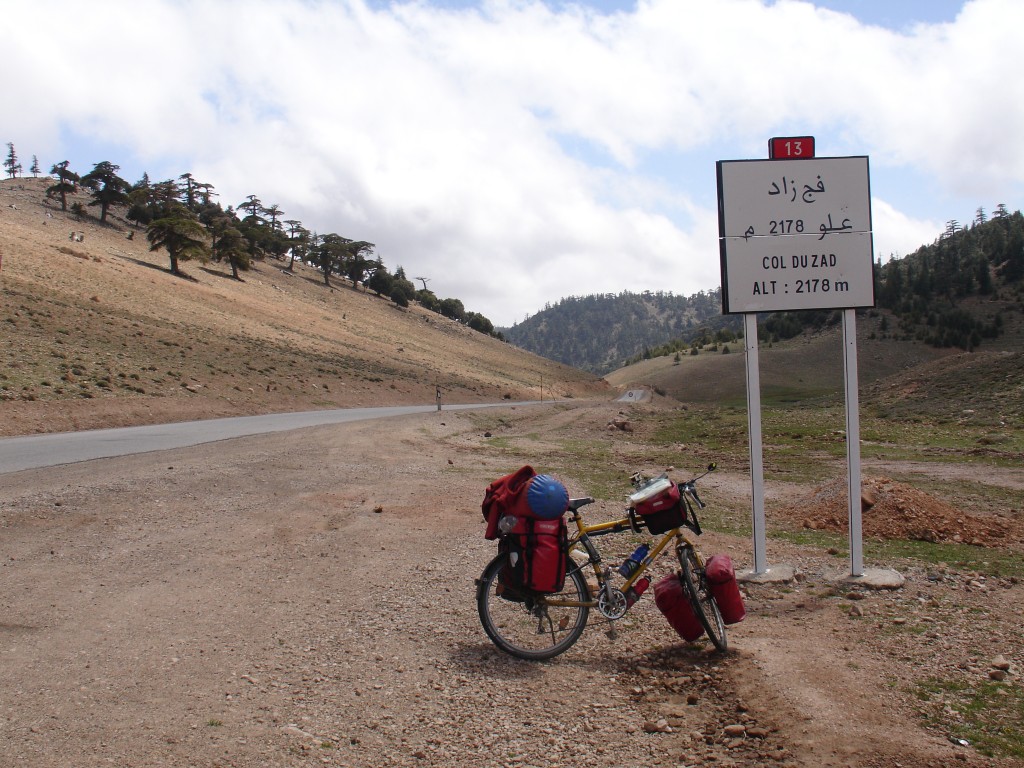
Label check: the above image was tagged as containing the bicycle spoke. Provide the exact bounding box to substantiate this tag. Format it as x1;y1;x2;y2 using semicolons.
477;553;590;660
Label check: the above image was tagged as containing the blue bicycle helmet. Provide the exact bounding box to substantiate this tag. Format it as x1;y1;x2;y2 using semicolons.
526;474;569;519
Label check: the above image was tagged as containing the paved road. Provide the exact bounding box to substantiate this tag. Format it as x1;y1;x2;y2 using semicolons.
616;388;651;403
0;402;538;475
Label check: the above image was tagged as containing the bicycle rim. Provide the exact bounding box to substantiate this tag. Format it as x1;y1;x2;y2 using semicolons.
679;547;728;653
476;554;590;660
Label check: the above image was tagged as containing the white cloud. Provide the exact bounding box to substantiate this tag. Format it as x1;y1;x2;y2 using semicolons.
2;0;1022;325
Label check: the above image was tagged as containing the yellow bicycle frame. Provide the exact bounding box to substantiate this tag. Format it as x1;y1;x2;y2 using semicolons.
542;509;698;608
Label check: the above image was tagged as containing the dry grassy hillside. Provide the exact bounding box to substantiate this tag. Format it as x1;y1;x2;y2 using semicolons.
608;313;1024;424
0;177;607;437
606;325;952;406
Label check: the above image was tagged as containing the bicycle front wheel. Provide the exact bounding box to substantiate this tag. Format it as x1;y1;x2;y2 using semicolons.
679;545;728;653
476;553;590;660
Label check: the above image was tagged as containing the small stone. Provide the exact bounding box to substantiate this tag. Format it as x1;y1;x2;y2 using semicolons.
686;693;700;705
747;727;769;739
988;669;1007;682
849;604;864;617
992;655;1011;671
846;592;865;600
643;719;672;733
723;724;746;737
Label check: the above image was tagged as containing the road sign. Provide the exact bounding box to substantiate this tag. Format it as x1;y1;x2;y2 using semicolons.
769;136;815;159
716;156;874;314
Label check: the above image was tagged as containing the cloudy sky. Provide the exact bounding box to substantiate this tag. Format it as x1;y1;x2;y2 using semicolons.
4;0;1022;326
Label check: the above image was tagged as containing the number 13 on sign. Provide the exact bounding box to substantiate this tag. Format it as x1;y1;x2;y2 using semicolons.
769;136;815;159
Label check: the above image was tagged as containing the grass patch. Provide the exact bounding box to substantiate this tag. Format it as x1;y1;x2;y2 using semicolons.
863;538;1024;580
917;678;1024;758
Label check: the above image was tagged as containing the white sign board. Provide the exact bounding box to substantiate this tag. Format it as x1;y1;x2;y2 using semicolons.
717;156;874;314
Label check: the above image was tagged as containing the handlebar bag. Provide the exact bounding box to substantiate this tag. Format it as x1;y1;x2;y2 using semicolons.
629;478;684;534
705;554;746;625
653;573;705;642
500;517;568;594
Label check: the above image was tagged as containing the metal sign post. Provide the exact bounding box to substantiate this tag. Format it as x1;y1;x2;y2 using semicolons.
717;140;875;579
743;313;768;574
843;308;864;575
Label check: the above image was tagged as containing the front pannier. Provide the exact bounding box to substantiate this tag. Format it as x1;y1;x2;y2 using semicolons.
653;573;704;641
705;554;746;624
629;477;684;534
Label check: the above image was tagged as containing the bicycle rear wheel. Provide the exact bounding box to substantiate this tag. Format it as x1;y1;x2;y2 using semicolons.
679;545;728;652
476;553;590;660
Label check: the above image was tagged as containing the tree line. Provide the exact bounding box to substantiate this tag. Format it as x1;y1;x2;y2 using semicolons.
502;289;738;374
503;206;1024;373
4;142;501;338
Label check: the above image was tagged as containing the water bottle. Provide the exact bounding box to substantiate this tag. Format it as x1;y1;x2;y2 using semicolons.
625;577;650;608
617;544;649;577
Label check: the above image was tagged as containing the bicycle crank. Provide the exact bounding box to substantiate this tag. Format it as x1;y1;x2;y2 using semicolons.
597;587;628;620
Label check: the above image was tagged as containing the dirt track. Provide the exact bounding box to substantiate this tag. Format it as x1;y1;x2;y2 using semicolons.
1;401;1020;768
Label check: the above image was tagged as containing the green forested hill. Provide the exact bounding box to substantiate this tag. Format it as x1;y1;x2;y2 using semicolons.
500;289;740;374
506;207;1024;376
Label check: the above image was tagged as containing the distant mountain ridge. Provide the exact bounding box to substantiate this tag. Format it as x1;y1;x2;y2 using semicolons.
505;207;1024;376
501;289;739;374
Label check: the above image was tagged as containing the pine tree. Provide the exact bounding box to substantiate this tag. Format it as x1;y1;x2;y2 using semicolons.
47;161;80;211
4;143;22;178
80;161;130;223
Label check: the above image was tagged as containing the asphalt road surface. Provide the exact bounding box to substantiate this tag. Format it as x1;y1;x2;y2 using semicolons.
0;402;536;475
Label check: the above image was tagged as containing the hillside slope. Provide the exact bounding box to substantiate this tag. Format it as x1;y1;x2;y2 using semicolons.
0;177;607;437
607;310;1024;424
502;290;738;374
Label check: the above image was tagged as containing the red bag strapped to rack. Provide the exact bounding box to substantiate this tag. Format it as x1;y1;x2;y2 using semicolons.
482;466;571;595
705;554;746;625
482;465;537;540
653;573;705;642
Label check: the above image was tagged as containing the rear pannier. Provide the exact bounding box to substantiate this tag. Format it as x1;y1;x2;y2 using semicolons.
500;517;569;595
482;466;570;596
704;554;746;625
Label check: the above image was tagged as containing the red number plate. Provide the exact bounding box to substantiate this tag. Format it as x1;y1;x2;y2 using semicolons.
769;136;815;159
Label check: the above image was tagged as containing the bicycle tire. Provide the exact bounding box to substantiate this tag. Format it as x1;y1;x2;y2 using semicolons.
476;553;590;660
679;545;728;653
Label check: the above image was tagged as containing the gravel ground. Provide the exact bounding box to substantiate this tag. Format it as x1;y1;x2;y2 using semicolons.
1;403;1021;768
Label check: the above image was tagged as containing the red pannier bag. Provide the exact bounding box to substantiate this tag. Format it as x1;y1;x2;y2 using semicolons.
482;465;537;540
501;517;568;594
653;573;704;642
629;477;684;534
705;554;745;625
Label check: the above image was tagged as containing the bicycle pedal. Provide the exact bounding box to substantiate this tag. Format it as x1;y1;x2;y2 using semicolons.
606;627;618;641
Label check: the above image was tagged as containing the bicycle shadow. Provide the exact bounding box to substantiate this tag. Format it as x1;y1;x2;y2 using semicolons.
450;632;721;676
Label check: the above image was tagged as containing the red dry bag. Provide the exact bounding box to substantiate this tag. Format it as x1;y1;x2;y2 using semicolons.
705;554;746;625
653;573;705;642
481;466;537;540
